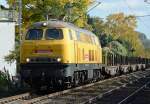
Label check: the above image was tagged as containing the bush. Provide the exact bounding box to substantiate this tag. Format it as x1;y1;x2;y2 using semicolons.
0;68;10;91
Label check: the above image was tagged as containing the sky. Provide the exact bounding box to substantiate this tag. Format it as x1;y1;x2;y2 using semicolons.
88;0;150;39
0;0;150;39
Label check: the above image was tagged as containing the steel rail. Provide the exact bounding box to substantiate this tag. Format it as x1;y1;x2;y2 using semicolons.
117;79;150;104
0;93;30;104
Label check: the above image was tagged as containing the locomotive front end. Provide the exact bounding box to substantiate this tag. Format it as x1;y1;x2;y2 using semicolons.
20;21;103;90
20;23;70;89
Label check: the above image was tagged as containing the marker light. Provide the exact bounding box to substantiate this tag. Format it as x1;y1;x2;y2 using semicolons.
57;58;61;62
26;58;30;62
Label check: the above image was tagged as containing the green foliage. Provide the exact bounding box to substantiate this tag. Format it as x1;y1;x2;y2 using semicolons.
145;48;150;58
87;16;105;36
87;16;114;47
0;68;10;90
103;13;145;57
116;38;131;49
4;44;20;64
89;13;146;57
106;41;128;56
99;34;113;47
7;0;93;28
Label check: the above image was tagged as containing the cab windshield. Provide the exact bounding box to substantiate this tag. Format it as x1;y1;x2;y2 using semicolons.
45;29;63;40
25;29;43;40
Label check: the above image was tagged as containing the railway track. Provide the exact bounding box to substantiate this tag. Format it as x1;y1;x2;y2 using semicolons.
118;79;150;104
91;71;150;104
0;69;150;104
0;93;30;104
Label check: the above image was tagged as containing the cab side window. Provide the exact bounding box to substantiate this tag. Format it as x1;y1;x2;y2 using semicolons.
76;31;81;41
68;29;73;40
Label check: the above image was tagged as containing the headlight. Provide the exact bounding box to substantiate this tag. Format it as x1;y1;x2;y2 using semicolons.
57;58;61;62
43;22;47;26
26;58;30;62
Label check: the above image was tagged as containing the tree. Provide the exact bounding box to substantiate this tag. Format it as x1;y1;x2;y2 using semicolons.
7;0;94;28
104;13;145;57
104;13;137;39
99;34;113;47
87;16;105;36
106;41;128;56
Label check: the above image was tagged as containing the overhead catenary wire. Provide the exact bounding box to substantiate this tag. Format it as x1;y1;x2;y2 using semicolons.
134;0;150;18
123;0;150;33
136;14;150;17
72;1;101;23
87;2;101;13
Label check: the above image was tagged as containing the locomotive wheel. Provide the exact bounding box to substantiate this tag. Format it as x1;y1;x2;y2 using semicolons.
81;73;85;83
73;72;79;87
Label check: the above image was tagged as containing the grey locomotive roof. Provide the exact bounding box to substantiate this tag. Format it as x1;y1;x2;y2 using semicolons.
32;20;95;36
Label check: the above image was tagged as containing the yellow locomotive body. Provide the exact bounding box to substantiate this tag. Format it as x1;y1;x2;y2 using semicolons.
20;20;103;89
20;22;102;64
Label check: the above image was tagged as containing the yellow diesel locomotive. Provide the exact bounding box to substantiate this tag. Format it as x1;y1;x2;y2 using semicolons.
20;20;103;89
